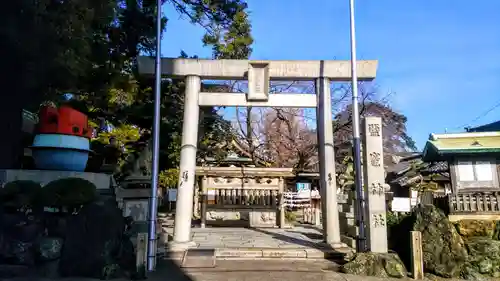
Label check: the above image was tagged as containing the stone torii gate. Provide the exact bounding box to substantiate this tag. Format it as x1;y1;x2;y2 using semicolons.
138;57;378;250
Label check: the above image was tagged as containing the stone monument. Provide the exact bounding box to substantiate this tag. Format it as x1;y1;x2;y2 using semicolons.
362;116;389;253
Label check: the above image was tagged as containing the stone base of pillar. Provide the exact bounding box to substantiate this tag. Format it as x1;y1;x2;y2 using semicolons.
167;240;197;252
322;241;349;249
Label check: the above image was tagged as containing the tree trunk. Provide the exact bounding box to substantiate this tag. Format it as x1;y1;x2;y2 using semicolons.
0;97;24;169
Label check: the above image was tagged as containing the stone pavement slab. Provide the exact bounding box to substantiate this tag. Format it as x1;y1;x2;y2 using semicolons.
2;260;484;281
162;226;327;249
160;225;353;260
159;260;471;281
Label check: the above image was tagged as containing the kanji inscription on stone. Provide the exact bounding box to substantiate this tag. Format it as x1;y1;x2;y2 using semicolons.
368;124;381;137
372;213;386;227
247;62;270;101
369;152;381;167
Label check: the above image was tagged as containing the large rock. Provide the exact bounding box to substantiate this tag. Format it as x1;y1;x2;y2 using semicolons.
493;221;500;241
455;220;497;239
341;252;407;278
390;205;468;278
58;199;135;279
463;237;500;278
37;237;63;261
0;212;42;266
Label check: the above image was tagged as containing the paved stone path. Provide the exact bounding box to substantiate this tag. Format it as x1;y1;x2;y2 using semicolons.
162;226;326;249
157;213;347;258
5;260;482;281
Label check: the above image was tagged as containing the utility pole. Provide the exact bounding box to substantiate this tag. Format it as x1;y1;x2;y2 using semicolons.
348;0;367;252
147;0;162;271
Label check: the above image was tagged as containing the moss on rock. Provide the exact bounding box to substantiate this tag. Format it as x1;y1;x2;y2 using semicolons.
390;205;468;278
341;252;407;278
462;237;500;278
390;206;500;280
492;221;500;241
455;220;497;239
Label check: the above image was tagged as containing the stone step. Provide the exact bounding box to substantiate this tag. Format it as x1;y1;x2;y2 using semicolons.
341;235;357;249
347;224;359;237
181;249;216;268
339;204;354;213
339;211;354;219
164;247;351;260
339;212;355;226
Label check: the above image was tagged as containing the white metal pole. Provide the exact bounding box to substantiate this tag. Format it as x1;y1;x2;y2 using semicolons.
147;0;162;271
348;0;367;252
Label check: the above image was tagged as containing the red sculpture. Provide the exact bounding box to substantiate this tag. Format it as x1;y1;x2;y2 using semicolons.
37;105;93;138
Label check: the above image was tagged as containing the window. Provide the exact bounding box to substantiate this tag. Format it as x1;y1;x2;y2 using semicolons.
455;159;498;189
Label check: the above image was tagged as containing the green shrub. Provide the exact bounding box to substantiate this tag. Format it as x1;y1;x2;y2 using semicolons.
39;177;97;207
0;180;42;208
386;211;408;228
285;210;297;223
386;211;411;251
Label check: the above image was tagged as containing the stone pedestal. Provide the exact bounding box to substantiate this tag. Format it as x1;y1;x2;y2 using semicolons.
0;169;112;189
116;188;152;221
362;117;389;253
167;240;197;252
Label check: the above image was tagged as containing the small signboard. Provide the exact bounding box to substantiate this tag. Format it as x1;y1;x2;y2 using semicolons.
391;197;411;212
296;182;311;193
124;199;149;221
168;189;177;202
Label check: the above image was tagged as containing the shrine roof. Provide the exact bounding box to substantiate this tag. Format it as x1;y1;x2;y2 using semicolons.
422;132;500;161
466;120;500;133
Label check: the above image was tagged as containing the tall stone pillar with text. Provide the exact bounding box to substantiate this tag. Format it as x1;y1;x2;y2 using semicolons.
362;116;388;253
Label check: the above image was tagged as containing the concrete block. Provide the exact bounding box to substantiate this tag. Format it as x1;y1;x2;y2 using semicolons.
261;249;307;258
303;248;326;259
215;248;263;258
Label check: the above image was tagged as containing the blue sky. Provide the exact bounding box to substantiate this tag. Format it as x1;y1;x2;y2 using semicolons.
161;0;500;150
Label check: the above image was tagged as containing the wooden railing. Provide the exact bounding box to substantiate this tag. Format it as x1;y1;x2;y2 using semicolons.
205;188;280;208
448;192;500;213
197;175;286;228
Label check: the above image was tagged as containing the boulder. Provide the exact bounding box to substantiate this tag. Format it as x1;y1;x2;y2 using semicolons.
0;212;42;266
37;237;63;261
493;221;500;241
455;220;496;239
341;252;407;278
462;237;500;278
390;205;468;278
58;199;135;279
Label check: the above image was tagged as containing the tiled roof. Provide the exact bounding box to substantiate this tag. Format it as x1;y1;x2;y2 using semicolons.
390;161;449;186
421;161;448;173
467;120;500;132
422;132;500;161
